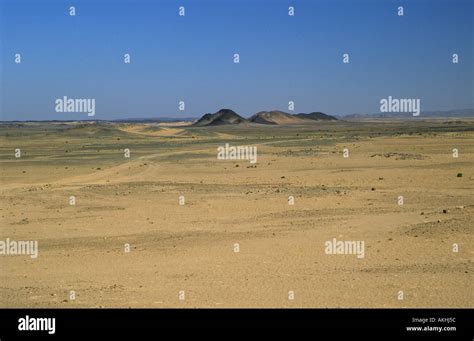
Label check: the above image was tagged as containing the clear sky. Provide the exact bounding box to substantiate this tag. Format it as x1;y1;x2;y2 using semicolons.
1;0;472;120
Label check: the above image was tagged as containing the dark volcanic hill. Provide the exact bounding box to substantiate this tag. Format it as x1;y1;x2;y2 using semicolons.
193;109;247;126
249;111;307;125
295;112;338;121
194;109;339;126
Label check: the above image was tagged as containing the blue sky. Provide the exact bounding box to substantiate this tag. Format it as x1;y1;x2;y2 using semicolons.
1;0;472;120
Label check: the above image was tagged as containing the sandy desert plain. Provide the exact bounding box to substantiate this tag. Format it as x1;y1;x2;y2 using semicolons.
0;118;473;307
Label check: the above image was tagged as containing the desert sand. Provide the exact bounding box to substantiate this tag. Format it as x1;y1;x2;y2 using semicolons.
0;119;472;307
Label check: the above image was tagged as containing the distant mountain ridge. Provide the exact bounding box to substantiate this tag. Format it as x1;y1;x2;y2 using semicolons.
193;109;337;126
2;108;471;123
295;112;338;121
341;108;474;119
113;117;197;123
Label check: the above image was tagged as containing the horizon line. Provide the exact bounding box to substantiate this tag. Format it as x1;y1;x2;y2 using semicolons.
1;107;473;123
